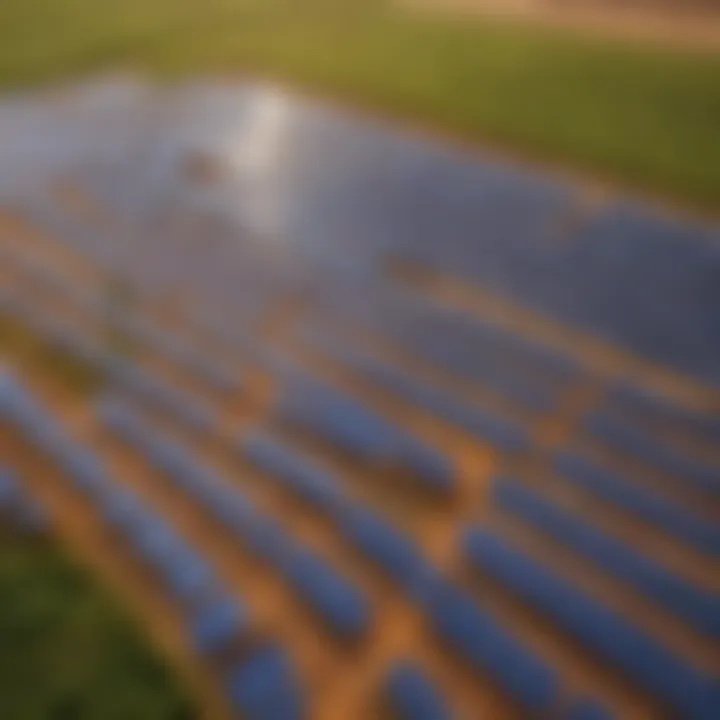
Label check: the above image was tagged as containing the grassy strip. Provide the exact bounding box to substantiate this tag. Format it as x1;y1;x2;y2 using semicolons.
0;1;718;210
0;313;103;397
0;529;196;719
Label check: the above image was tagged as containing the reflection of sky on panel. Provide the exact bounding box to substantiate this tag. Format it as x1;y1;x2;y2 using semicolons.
0;76;718;386
0;78;145;195
0;75;573;260
163;82;298;245
221;84;294;242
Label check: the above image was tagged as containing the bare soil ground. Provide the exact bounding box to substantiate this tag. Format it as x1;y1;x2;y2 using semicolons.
403;0;720;50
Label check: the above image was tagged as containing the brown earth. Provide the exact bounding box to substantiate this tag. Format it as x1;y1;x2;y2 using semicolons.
403;0;720;50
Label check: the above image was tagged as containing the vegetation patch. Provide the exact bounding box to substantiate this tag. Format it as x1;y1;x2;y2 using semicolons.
0;1;718;209
0;528;197;719
0;313;103;397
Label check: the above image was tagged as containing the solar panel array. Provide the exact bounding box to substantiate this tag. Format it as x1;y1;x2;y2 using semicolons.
0;81;719;720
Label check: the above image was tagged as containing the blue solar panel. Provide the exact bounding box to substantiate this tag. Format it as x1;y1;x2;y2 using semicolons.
147;440;189;477
427;582;558;713
242;517;290;564
211;492;258;535
109;360;217;433
59;449;108;494
564;698;615;720
161;552;216;605
303;325;530;453
241;431;439;602
0;469;18;506
135;322;241;394
422;201;720;387
607;383;720;446
464;527;719;718
493;477;720;636
5;142;720;720
191;596;247;655
335;295;571;412
131;520;188;567
226;644;304;720
277;373;454;494
103;401;377;635
585;411;720;498
280;549;371;638
96;488;147;531
384;663;450;720
242;432;347;514
555;452;720;556
338;505;435;600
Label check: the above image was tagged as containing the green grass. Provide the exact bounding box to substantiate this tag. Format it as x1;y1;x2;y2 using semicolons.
0;313;103;397
0;1;719;209
0;529;197;719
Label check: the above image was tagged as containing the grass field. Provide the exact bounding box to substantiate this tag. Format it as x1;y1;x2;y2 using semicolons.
0;0;719;209
0;313;103;397
0;528;196;719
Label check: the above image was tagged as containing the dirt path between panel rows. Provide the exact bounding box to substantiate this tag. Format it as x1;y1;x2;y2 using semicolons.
0;422;231;720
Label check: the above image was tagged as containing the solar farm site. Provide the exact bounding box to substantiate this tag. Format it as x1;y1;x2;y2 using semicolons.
1;78;719;720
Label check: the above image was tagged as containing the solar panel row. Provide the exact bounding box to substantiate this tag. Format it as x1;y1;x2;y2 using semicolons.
1;374;305;719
